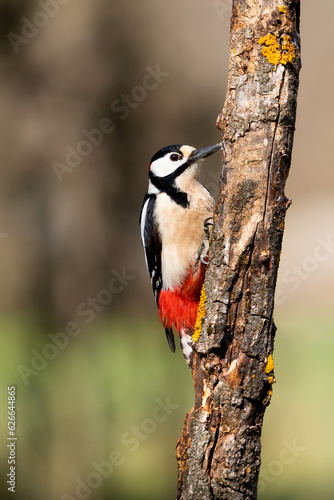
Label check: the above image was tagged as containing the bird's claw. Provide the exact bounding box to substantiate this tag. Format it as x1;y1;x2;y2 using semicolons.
203;217;214;241
200;240;210;264
195;217;215;266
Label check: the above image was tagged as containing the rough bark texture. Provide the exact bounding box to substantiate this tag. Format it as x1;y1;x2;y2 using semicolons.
176;1;301;499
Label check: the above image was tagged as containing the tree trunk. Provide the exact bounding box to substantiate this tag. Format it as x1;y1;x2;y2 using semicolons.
176;1;301;499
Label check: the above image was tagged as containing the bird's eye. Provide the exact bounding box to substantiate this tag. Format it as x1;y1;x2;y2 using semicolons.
170;153;181;162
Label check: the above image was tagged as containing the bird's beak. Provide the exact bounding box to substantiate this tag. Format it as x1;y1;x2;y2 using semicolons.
189;142;223;164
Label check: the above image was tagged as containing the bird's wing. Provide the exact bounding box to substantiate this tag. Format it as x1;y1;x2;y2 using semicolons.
140;195;163;304
140;195;175;353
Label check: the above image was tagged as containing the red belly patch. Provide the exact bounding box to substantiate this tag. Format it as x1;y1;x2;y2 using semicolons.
158;264;206;333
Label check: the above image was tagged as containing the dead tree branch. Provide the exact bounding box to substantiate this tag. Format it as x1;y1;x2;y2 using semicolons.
176;1;301;499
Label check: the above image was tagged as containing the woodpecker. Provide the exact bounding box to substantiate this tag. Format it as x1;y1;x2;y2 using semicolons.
140;142;222;366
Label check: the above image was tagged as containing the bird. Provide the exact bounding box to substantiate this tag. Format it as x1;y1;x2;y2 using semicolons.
140;142;222;366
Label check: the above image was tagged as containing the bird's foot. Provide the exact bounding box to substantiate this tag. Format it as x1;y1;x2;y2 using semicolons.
195;217;214;266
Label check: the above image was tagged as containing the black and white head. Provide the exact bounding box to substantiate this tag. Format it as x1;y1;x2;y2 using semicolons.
147;143;222;205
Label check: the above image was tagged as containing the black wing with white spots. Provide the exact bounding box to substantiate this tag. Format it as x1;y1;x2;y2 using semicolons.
140;194;175;353
140;194;162;303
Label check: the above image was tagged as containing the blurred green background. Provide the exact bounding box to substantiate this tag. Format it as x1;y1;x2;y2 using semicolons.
0;1;333;499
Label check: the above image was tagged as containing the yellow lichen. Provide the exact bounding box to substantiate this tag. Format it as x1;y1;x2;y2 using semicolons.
265;354;275;374
192;285;206;342
279;5;287;14
268;376;274;384
259;32;296;66
259;34;281;66
281;35;296;65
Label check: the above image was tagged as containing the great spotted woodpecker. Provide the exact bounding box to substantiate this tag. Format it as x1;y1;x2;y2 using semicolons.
140;143;222;366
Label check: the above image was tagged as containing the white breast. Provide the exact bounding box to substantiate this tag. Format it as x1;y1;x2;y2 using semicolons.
154;181;214;290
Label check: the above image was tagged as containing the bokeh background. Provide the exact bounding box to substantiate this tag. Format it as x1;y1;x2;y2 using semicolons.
0;1;333;499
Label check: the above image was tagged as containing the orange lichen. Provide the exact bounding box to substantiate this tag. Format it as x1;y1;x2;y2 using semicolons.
281;35;296;65
259;32;296;66
192;285;206;342
279;5;287;14
268;376;274;384
259;34;281;66
265;354;275;374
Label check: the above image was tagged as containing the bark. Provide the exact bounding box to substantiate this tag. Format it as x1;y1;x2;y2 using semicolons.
176;1;301;499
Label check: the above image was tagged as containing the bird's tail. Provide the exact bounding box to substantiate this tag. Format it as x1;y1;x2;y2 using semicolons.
164;327;175;353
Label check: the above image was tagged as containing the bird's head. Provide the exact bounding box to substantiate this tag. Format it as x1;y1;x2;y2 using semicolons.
147;143;222;195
